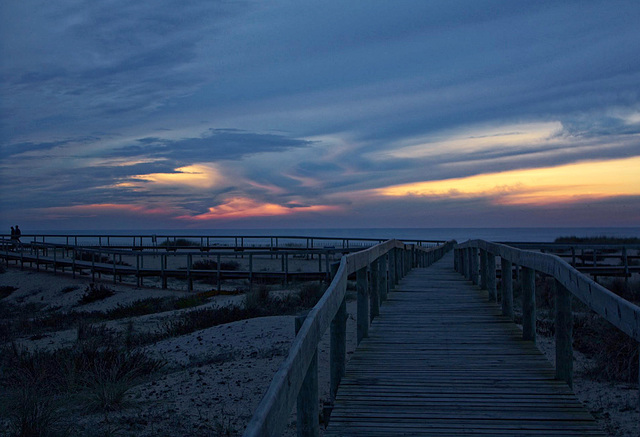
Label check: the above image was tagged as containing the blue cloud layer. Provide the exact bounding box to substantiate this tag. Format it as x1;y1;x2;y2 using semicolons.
1;0;639;228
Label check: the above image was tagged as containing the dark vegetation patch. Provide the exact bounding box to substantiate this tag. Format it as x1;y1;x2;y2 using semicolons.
0;285;18;299
104;294;209;319
0;338;165;435
159;238;200;248
554;235;640;245
573;313;639;382
78;284;115;305
60;286;78;294
192;259;241;271
73;252;130;266
154;283;327;341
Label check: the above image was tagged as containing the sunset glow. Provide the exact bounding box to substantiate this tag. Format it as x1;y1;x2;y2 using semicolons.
376;157;640;205
181;197;340;220
125;164;222;189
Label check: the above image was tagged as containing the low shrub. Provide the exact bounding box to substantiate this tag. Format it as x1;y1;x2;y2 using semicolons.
0;340;166;432
573;312;639;382
159;238;200;248
192;259;240;270
599;278;640;303
297;282;326;308
74;252;111;264
244;286;271;314
161;306;249;338
78;284;115;305
104;295;209;319
554;235;640;244
0;285;17;299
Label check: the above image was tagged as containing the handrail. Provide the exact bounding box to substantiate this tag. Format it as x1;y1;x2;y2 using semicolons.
456;239;640;342
0;240;362;290
244;239;455;436
454;239;640;396
1;233;445;249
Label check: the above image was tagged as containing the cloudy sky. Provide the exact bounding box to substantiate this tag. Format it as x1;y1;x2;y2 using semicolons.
1;0;639;230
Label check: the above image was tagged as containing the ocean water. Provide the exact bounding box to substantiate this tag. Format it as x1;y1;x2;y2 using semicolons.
25;227;640;244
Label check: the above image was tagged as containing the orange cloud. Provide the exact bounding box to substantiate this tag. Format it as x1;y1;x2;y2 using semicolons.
118;164;222;189
180;197;340;220
374;156;640;206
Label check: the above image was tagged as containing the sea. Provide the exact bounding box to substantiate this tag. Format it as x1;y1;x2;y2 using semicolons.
24;227;640;245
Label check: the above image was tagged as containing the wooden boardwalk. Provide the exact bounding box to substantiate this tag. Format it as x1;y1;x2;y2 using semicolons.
325;252;605;436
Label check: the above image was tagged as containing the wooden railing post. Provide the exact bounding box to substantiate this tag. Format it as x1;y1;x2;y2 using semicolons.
487;253;496;302
379;255;388;302
370;259;380;320
464;248;471;280
295;312;319;437
521;266;536;343
187;253;193;292
393;248;402;288
330;263;346;402
555;279;573;388
357;266;369;344
470;248;479;285
500;258;514;318
387;250;395;289
480;249;488;290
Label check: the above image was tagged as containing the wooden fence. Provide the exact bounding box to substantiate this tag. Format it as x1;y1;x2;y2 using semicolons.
243;239;455;436
454;240;640;407
506;242;640;279
0;240;366;290
3;233;443;252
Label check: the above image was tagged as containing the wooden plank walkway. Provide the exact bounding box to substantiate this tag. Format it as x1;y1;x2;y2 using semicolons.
325;252;605;436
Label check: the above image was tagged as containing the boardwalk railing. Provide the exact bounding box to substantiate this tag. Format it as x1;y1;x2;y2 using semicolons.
0;240;364;290
454;240;640;402
504;242;640;279
2;233;443;251
244;239;455;436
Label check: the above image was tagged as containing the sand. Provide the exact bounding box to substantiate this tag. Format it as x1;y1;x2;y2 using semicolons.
0;261;638;436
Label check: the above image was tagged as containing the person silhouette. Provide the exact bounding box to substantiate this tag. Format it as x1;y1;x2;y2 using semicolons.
14;225;21;242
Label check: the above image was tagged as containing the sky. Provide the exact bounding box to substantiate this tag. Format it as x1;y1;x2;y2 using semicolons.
1;0;639;231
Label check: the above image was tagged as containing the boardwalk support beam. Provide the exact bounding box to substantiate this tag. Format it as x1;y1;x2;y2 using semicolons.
555;279;573;388
356;266;369;344
487;252;497;302
295;312;319;437
500;258;514;318
521;266;536;343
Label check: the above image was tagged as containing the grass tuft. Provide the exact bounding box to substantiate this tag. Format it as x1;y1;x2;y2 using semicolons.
78;284;115;305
